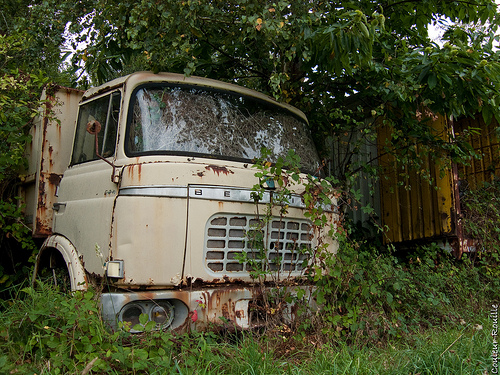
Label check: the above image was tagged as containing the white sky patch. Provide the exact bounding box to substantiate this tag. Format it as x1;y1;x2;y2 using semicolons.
59;13;94;80
429;0;500;47
428;20;447;44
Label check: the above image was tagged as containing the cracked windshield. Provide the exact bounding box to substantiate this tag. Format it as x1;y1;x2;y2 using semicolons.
128;85;320;172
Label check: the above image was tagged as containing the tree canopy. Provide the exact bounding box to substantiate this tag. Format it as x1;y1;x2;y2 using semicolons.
1;0;499;189
65;0;500;177
0;0;499;282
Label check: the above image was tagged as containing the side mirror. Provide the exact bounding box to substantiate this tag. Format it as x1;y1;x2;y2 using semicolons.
86;120;119;183
86;120;102;135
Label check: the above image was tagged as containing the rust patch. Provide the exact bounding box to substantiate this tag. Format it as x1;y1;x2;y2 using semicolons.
221;302;230;319
34;216;51;238
126;164;143;181
108;196;118;258
185;276;245;288
205;165;234;176
49;156;54;168
48;173;62;186
195;171;205;177
38;180;46;206
35;176;51;237
83;82;122;100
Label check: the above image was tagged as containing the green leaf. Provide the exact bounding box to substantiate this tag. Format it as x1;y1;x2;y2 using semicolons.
386;292;393;304
316;290;326;305
132;324;144;332
296;287;306;300
427;72;437;89
139;313;149;326
133;348;149;361
145;320;156;331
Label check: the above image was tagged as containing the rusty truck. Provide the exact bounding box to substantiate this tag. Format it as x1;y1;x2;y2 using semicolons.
21;72;335;332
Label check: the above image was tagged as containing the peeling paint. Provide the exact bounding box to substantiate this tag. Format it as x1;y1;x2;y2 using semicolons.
170;273;182;285
205;165;234;176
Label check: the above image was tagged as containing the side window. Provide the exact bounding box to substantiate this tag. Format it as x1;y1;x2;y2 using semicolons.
71;92;120;165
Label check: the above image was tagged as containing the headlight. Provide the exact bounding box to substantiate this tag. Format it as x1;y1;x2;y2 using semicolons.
118;300;175;332
150;301;174;329
119;303;145;330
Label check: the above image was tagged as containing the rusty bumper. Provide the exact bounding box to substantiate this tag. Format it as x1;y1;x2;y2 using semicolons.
101;284;314;332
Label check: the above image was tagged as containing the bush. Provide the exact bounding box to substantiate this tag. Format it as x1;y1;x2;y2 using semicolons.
308;237;498;345
461;178;500;269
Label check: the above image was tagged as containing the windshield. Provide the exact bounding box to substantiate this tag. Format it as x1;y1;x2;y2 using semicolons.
126;84;320;172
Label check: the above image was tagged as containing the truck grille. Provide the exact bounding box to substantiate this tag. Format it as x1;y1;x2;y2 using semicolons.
204;214;312;275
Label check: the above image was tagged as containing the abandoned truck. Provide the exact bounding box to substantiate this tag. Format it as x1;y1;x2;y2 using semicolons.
21;72;336;332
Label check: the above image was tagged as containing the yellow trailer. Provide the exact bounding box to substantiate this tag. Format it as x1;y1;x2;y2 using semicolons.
377;115;499;258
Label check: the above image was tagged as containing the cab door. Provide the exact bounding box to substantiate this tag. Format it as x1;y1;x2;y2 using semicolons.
53;91;121;276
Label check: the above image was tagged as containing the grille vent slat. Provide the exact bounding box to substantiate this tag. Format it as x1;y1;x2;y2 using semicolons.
204;214;312;275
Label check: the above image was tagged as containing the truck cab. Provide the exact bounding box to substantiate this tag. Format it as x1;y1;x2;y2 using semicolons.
25;72;335;331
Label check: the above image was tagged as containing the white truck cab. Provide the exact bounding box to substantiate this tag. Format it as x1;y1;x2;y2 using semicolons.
23;72;335;331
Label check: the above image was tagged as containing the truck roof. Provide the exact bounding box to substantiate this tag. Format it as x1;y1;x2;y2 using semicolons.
82;71;308;123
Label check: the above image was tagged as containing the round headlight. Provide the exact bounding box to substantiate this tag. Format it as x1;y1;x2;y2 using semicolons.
119;303;144;330
150;301;174;329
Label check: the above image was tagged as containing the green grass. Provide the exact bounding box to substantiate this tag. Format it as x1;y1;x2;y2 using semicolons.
0;284;494;374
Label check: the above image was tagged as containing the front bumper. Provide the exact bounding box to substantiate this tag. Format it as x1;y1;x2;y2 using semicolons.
101;285;314;332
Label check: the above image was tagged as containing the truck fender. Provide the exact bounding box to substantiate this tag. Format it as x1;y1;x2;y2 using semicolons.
33;235;88;291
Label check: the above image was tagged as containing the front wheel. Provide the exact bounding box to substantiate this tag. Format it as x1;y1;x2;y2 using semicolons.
34;249;71;293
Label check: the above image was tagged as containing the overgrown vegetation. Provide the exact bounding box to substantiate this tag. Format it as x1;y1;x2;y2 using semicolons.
311;238;498;341
2;148;497;374
0;241;496;374
0;67;46;290
246;149;498;345
0;0;78;288
461;178;500;264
